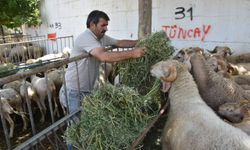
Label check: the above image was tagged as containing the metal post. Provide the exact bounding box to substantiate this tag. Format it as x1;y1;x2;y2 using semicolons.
0;96;11;150
22;79;36;135
62;67;70;114
75;61;81;104
45;73;55;123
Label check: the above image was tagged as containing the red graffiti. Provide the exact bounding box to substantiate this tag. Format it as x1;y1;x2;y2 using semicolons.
162;24;211;42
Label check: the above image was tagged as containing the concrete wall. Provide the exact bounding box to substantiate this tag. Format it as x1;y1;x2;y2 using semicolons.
23;0;250;54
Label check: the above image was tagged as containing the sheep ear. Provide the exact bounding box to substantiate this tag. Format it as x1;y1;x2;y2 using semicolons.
161;66;177;82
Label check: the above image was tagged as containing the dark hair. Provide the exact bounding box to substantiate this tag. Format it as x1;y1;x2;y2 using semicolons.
86;10;110;28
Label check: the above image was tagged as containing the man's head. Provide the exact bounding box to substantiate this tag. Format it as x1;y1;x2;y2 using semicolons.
87;10;110;39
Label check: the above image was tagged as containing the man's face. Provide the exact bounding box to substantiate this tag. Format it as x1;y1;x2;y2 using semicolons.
91;18;108;39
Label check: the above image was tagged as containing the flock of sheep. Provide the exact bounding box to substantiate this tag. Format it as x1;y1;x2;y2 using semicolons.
0;49;70;138
0;44;44;64
151;46;250;149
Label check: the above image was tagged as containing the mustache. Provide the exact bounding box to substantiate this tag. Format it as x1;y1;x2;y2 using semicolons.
101;30;106;34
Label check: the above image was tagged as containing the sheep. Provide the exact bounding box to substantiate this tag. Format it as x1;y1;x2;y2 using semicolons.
232;75;250;85
27;44;44;59
205;46;233;78
94;62;116;89
31;75;60;118
9;45;28;63
26;48;70;64
228;63;250;75
174;48;250;111
0;88;28;138
2;80;22;93
207;46;233;58
47;68;66;115
150;59;250;150
20;80;46;123
190;54;250;110
0;45;11;63
1;97;16;138
218;101;247;123
226;53;250;64
218;101;250;135
47;68;64;93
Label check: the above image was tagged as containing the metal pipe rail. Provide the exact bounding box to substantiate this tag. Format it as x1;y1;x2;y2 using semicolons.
0;53;89;86
0;36;73;46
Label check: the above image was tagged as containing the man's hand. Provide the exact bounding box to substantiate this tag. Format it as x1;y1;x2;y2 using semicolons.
132;47;145;58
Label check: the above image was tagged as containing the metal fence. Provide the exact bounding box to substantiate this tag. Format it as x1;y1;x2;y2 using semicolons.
0;36;74;65
0;46;131;150
0;34;46;44
0;53;88;150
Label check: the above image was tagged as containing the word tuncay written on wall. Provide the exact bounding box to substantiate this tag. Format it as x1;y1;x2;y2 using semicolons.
162;24;211;42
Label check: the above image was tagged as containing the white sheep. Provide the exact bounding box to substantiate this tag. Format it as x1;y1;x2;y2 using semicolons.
20;80;46;123
0;88;27;138
31;75;60;118
150;59;250;150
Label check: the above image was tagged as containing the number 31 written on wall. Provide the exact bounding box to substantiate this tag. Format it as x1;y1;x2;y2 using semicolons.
175;7;193;21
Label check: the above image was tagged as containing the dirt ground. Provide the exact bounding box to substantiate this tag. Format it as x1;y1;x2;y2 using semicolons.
0;104;168;150
140;113;167;150
0;108;63;150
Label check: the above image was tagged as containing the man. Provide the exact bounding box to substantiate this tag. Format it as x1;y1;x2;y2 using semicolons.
59;10;145;113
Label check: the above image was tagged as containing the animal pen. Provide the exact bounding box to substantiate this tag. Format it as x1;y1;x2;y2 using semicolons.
0;35;168;149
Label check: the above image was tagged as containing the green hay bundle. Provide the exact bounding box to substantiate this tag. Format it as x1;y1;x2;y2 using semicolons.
64;82;161;150
118;31;174;95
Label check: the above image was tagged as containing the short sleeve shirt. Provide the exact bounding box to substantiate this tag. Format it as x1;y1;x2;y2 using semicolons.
65;29;118;91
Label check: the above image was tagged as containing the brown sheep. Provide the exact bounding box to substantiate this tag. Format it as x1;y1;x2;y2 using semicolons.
207;46;233;58
189;53;250;111
218;101;250;135
226;53;250;64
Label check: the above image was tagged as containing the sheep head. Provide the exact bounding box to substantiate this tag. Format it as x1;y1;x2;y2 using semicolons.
174;47;204;61
218;102;245;123
173;47;204;70
208;46;233;57
150;60;178;92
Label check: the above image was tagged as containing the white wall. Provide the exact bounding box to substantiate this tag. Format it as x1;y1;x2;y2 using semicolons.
24;0;250;54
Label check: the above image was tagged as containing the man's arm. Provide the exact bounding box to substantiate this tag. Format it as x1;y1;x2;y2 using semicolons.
115;40;138;48
90;47;144;63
